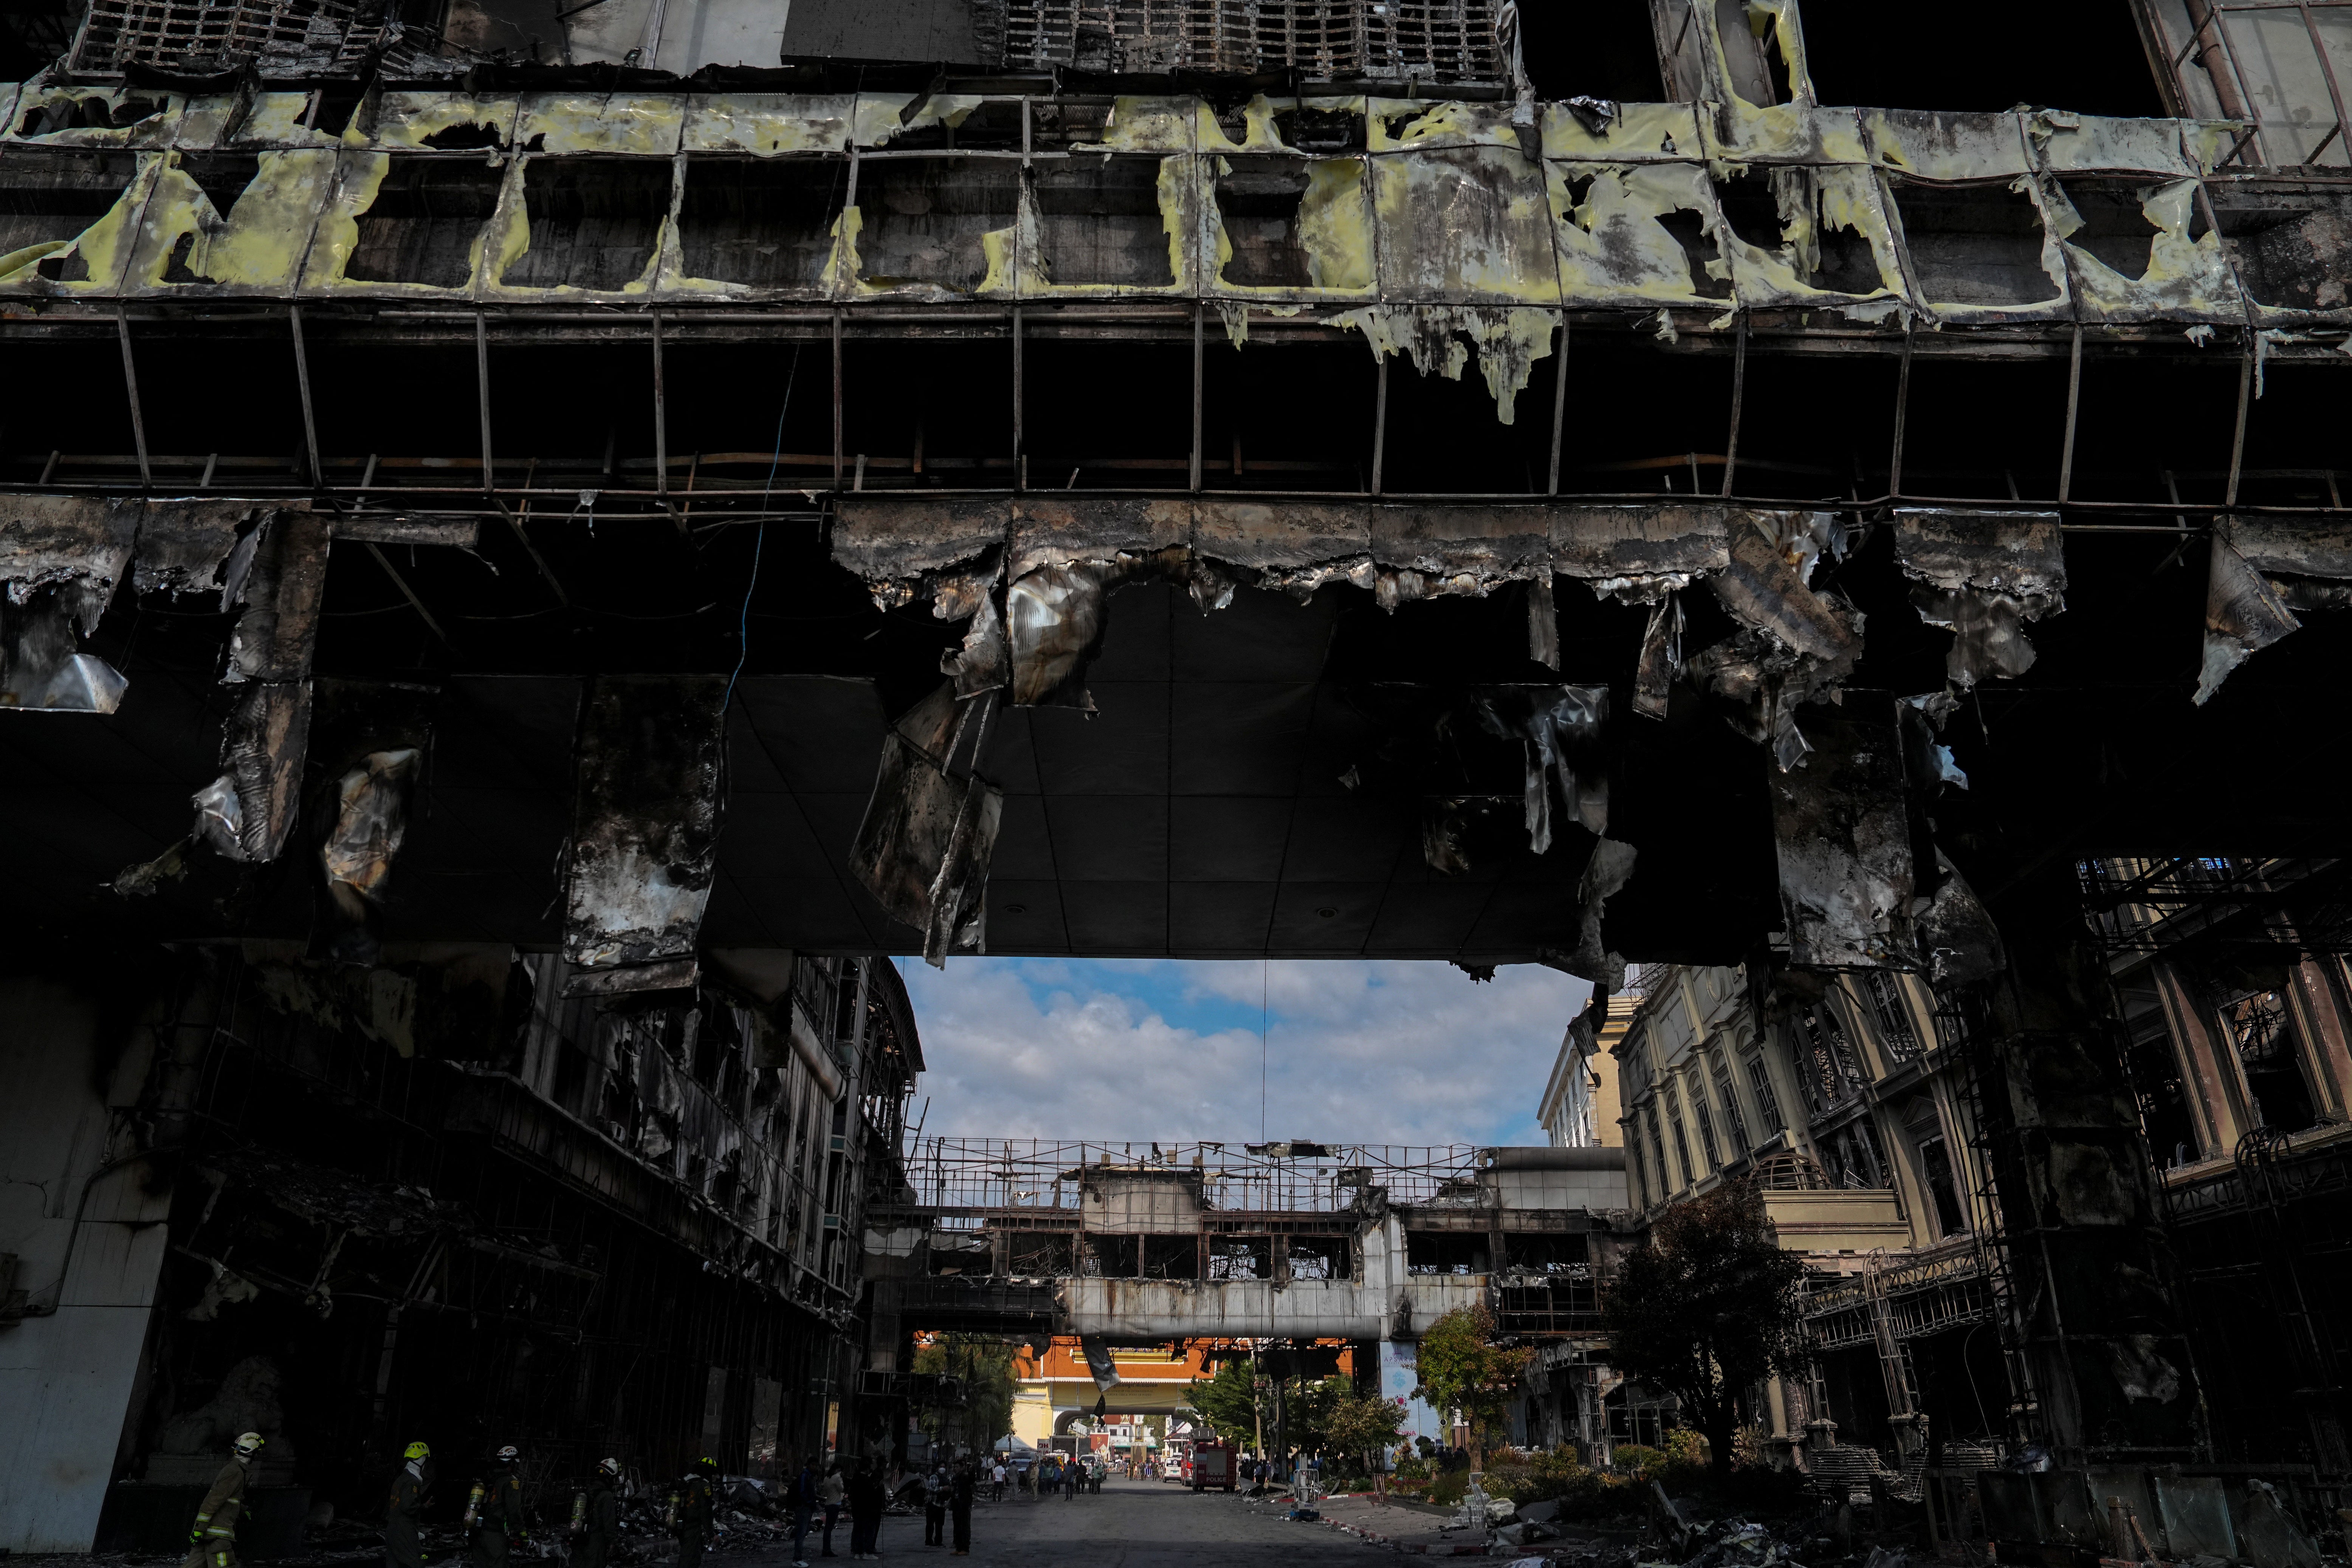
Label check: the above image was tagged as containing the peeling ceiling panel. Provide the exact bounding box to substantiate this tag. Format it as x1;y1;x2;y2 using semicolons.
2053;177;2242;325
2024;111;2197;178
1548;161;1728;309
360;94;522;151
1370;144;1562;304
682;94;856;154
1860;109;2034;181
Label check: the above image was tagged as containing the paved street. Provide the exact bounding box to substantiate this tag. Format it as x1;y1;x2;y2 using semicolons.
754;1478;1379;1568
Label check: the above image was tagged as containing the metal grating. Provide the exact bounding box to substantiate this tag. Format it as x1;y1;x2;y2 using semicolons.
68;0;423;77
986;0;1504;86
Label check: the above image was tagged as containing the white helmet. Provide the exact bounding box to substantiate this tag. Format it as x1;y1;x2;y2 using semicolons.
234;1433;265;1459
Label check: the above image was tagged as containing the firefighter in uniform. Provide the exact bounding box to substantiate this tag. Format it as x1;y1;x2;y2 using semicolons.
573;1458;623;1568
184;1432;265;1568
669;1457;717;1568
465;1446;526;1568
385;1441;432;1568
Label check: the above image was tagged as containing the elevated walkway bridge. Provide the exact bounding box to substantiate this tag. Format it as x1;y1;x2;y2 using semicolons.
861;1140;1630;1353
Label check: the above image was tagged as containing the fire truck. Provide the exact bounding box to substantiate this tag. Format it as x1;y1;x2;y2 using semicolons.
1189;1440;1236;1492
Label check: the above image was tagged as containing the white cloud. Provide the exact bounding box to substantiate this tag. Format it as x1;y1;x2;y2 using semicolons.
897;958;1589;1150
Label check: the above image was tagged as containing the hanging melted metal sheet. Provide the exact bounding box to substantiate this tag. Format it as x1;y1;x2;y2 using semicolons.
1769;692;1920;970
560;674;730;992
851;683;1004;965
0;494;138;712
193;510;333;861
1890;508;2067;688
2194;516;2352;705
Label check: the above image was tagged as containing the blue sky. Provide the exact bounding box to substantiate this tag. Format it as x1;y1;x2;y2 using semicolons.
892;958;1591;1148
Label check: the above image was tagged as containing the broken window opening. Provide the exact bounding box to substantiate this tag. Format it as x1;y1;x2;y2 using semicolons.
1404;1230;1486;1275
2056;178;2171;279
420;120;504;150
505;157;672;292
882;100;1026;153
1713;169;1886;294
343;155;508;288
1212;156;1312;288
1817;1112;1891;1190
1032;156;1178;287
1901;1096;1969;1236
1027;100;1115;153
2220;988;2319;1132
1864;971;1921;1064
1745;1051;1784;1140
1646;1106;1671;1195
176;151;263;220
1667;1111;1695;1184
1711;1058;1751;1152
0;147;140;285
1506;1232;1587;1274
1887;178;2062;307
1004;1230;1071;1275
677;156;844;289
1286;1234;1349;1279
1794;1003;1865;1118
853;158;1021;292
1141;1233;1198;1279
15;93;163;136
1652;207;1735;300
1690;1082;1722;1168
310;86;366;139
1274;107;1365;153
1208;1235;1273;1280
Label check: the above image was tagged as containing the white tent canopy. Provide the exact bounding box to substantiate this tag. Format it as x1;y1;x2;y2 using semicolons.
993;1434;1038;1455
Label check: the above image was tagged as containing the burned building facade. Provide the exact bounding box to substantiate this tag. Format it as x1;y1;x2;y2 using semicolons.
0;949;920;1554
0;0;2349;1554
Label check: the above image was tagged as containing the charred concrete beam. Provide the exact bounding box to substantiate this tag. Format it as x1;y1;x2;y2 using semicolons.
559;674;729;992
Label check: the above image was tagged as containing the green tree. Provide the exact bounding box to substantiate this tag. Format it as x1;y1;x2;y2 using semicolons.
1187;1355;1264;1442
911;1335;1018;1456
1323;1388;1408;1474
1412;1303;1532;1464
1602;1174;1808;1477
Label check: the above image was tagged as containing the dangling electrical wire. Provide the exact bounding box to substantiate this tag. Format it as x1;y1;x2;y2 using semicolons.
1260;958;1269;1145
723;346;803;715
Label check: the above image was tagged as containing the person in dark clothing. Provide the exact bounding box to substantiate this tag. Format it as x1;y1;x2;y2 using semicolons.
948;1464;976;1557
922;1467;947;1548
575;1459;623;1568
845;1460;886;1560
385;1443;431;1568
671;1457;717;1568
789;1457;820;1568
466;1447;526;1568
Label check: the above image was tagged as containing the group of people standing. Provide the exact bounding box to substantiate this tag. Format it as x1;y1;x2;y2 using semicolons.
786;1453;979;1565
